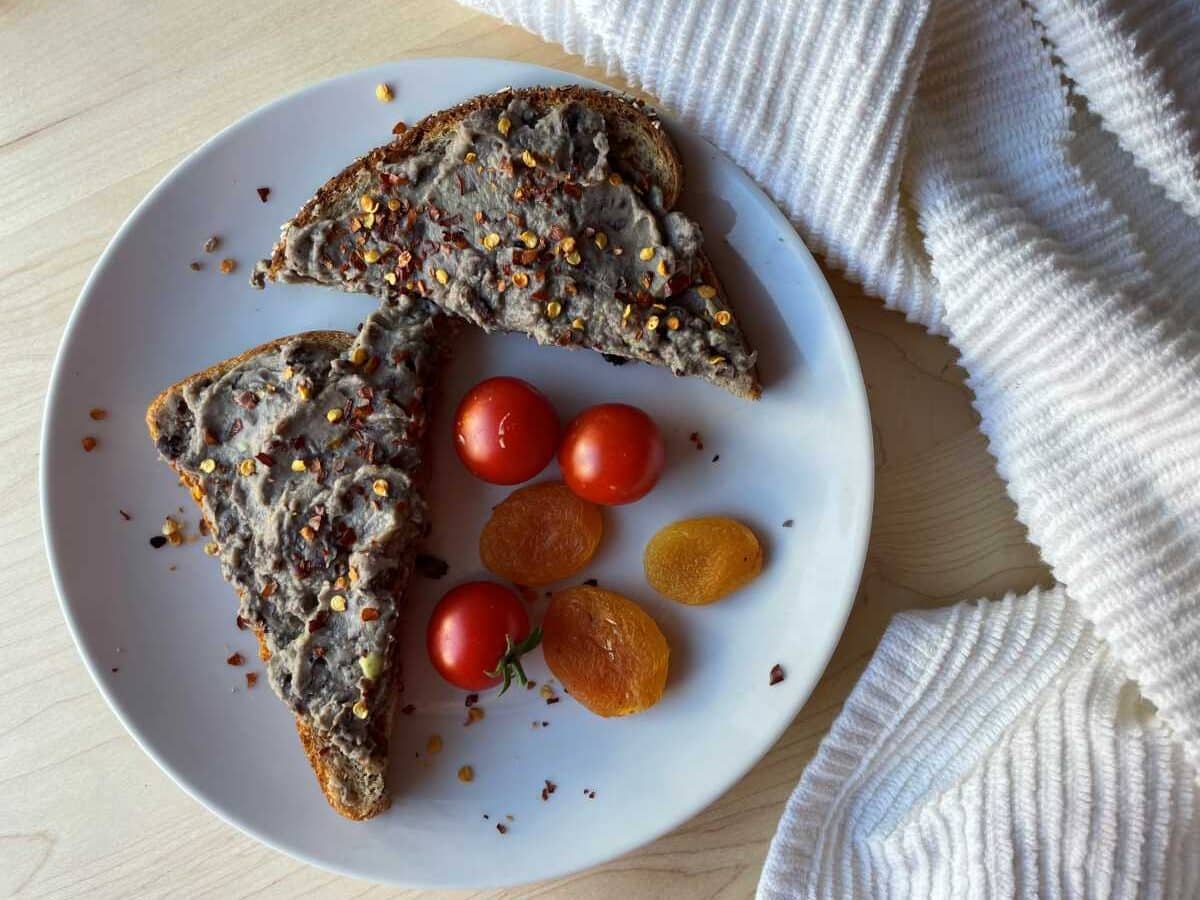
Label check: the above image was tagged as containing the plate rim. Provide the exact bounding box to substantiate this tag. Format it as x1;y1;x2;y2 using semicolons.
40;57;873;888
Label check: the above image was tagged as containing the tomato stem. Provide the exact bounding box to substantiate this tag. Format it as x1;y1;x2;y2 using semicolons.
487;626;543;695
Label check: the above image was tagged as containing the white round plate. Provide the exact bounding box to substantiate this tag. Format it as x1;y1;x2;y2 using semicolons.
42;59;871;888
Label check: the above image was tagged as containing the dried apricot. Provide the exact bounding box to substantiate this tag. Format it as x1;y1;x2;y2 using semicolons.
480;481;603;586
542;585;669;717
644;516;763;605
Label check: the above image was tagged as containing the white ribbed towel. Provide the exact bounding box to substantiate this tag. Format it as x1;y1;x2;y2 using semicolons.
459;0;1200;896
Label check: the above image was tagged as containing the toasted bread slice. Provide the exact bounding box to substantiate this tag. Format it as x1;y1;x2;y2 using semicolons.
261;86;760;399
147;297;449;819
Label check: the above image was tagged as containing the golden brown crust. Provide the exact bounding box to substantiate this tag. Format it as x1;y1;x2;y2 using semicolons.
266;85;682;279
295;711;390;820
146;329;396;820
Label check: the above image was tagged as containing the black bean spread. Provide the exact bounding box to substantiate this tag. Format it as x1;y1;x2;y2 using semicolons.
150;298;445;764
265;95;758;397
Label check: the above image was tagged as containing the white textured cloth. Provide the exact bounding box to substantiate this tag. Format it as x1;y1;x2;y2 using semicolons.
764;590;1200;898
459;0;1200;896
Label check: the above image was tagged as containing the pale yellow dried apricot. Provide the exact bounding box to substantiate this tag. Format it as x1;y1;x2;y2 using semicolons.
643;516;763;605
480;481;603;586
542;585;669;717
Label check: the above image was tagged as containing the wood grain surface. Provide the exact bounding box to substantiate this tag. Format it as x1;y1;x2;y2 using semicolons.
0;1;1051;896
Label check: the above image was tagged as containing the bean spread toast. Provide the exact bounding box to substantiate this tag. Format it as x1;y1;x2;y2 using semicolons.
146;298;451;819
148;86;759;821
259;86;760;399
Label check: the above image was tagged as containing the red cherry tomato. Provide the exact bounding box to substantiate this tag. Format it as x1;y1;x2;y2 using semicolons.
558;403;665;505
426;581;539;692
454;377;560;485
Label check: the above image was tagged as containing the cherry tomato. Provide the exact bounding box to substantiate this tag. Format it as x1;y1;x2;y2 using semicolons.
454;377;560;485
558;403;665;505
426;581;540;692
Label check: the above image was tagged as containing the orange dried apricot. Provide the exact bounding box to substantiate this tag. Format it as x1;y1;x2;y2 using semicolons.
644;516;763;605
480;481;603;586
542;585;669;717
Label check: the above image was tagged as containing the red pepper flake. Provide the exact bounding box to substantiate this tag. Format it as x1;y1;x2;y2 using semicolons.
227;652;244;666
361;607;380;622
245;672;258;688
235;615;250;631
769;664;785;686
333;523;358;548
81;436;98;452
465;693;479;707
496;823;508;835
546;696;560;705
415;553;449;579
89;408;108;421
190;261;203;271
260;580;277;598
526;680;537;691
307;610;329;633
392;120;408;135
119;509;132;521
256;187;270;203
236;391;258;409
667;272;692;295
540;779;557;801
255;452;276;467
202;428;219;446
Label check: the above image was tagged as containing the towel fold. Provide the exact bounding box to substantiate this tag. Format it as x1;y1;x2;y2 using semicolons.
761;590;1200;898
460;0;1200;895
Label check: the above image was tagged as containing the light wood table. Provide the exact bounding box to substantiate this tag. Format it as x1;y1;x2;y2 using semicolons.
0;1;1052;896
